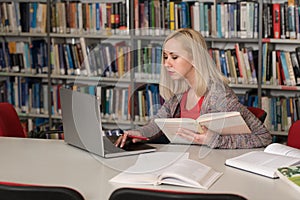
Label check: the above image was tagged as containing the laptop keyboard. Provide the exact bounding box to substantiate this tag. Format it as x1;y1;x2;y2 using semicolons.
104;136;154;154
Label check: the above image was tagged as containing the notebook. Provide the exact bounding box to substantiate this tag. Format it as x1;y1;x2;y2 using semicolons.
59;87;156;158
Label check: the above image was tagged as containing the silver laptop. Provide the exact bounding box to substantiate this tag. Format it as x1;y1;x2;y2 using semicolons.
59;87;156;158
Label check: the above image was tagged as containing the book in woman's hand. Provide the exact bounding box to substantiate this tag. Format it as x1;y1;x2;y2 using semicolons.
277;166;300;193
225;143;300;178
154;111;250;144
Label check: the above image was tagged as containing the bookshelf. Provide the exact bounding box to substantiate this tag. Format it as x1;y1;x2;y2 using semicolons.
0;0;299;137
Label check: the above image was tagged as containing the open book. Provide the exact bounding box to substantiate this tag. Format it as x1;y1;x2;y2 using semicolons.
276;166;300;193
154;111;250;144
225;143;300;178
110;157;222;189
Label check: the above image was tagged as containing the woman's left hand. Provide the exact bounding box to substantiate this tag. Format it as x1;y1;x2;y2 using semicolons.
176;126;209;145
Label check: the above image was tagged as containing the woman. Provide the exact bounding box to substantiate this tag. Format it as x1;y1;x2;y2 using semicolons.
116;28;272;149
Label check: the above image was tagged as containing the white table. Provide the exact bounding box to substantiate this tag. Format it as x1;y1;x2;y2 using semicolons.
0;137;298;200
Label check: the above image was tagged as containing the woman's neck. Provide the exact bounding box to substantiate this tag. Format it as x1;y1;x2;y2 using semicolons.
185;88;201;110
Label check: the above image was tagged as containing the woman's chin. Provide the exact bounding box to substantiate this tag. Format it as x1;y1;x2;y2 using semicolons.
168;73;182;80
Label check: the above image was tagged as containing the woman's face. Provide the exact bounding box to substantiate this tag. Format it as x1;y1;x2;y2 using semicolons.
163;38;195;81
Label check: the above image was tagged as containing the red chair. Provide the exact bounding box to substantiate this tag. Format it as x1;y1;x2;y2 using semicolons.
287;120;300;149
0;181;84;200
247;106;267;123
0;102;26;137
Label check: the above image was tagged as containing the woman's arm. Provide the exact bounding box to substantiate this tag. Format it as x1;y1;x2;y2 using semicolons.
203;85;273;149
136;95;181;138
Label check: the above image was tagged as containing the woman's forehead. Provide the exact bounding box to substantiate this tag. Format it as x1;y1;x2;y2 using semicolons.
163;38;189;55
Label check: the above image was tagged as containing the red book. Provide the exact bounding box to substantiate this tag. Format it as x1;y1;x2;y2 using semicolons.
276;50;285;85
273;3;281;39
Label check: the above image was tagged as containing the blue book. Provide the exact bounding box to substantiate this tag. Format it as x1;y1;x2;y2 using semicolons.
180;2;189;28
155;45;162;79
145;85;151;118
95;3;100;31
219;49;228;77
280;51;291;85
30;2;38;32
199;2;205;35
0;45;5;71
65;44;75;75
88;86;95;95
216;4;222;38
5;78;12;104
270;97;277;131
203;3;209;37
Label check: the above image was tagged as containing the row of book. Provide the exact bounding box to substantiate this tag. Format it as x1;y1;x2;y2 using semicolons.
237;92;300;132
63;83;162;123
52;39;132;78
0;38;163;79
2;40;300;88
1;75;299;132
134;0;259;38
51;1;128;35
209;44;258;85
0;40;48;74
0;76;49;115
262;96;300;132
0;2;47;33
0;1;129;35
53;39;163;79
263;1;300;39
262;43;300;86
6;0;300;40
1;0;261;39
0;77;163;123
134;40;162;80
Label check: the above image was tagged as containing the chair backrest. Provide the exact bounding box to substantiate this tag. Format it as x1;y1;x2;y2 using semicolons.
0;103;26;137
109;188;247;200
0;181;84;200
287;120;300;149
247;106;267;123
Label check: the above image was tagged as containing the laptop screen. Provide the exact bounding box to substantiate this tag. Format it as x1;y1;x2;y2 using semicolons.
60;87;156;158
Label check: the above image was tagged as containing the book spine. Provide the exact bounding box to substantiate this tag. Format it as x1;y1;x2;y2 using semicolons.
273;3;281;39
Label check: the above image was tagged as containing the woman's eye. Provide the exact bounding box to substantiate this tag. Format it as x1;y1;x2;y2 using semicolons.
172;56;178;59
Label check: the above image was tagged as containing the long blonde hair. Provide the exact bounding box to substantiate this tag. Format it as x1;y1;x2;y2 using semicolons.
159;28;228;100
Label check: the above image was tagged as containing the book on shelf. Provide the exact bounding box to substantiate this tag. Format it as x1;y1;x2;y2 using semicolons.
110;154;222;189
277;165;300;193
225;143;300;179
288;0;296;39
154;111;250;144
273;3;281;39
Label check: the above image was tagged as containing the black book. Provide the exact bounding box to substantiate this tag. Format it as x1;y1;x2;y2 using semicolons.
19;2;30;32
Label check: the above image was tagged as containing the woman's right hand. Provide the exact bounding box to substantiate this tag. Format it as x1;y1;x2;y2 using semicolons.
114;130;143;148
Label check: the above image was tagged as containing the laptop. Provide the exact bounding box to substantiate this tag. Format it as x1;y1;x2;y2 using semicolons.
59;87;156;158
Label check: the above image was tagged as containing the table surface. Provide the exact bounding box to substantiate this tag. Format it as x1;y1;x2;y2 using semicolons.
0;137;298;200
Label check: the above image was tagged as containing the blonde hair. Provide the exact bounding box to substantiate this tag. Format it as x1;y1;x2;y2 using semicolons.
159;28;228;100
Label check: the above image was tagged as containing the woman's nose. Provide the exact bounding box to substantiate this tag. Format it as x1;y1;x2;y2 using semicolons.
164;58;171;68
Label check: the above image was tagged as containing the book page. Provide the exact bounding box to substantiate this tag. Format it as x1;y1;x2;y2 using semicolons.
158;159;222;189
154;111;250;144
154;118;202;144
264;143;300;158
197;112;251;134
197;112;240;122
109;152;189;185
225;151;300;178
110;153;222;189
